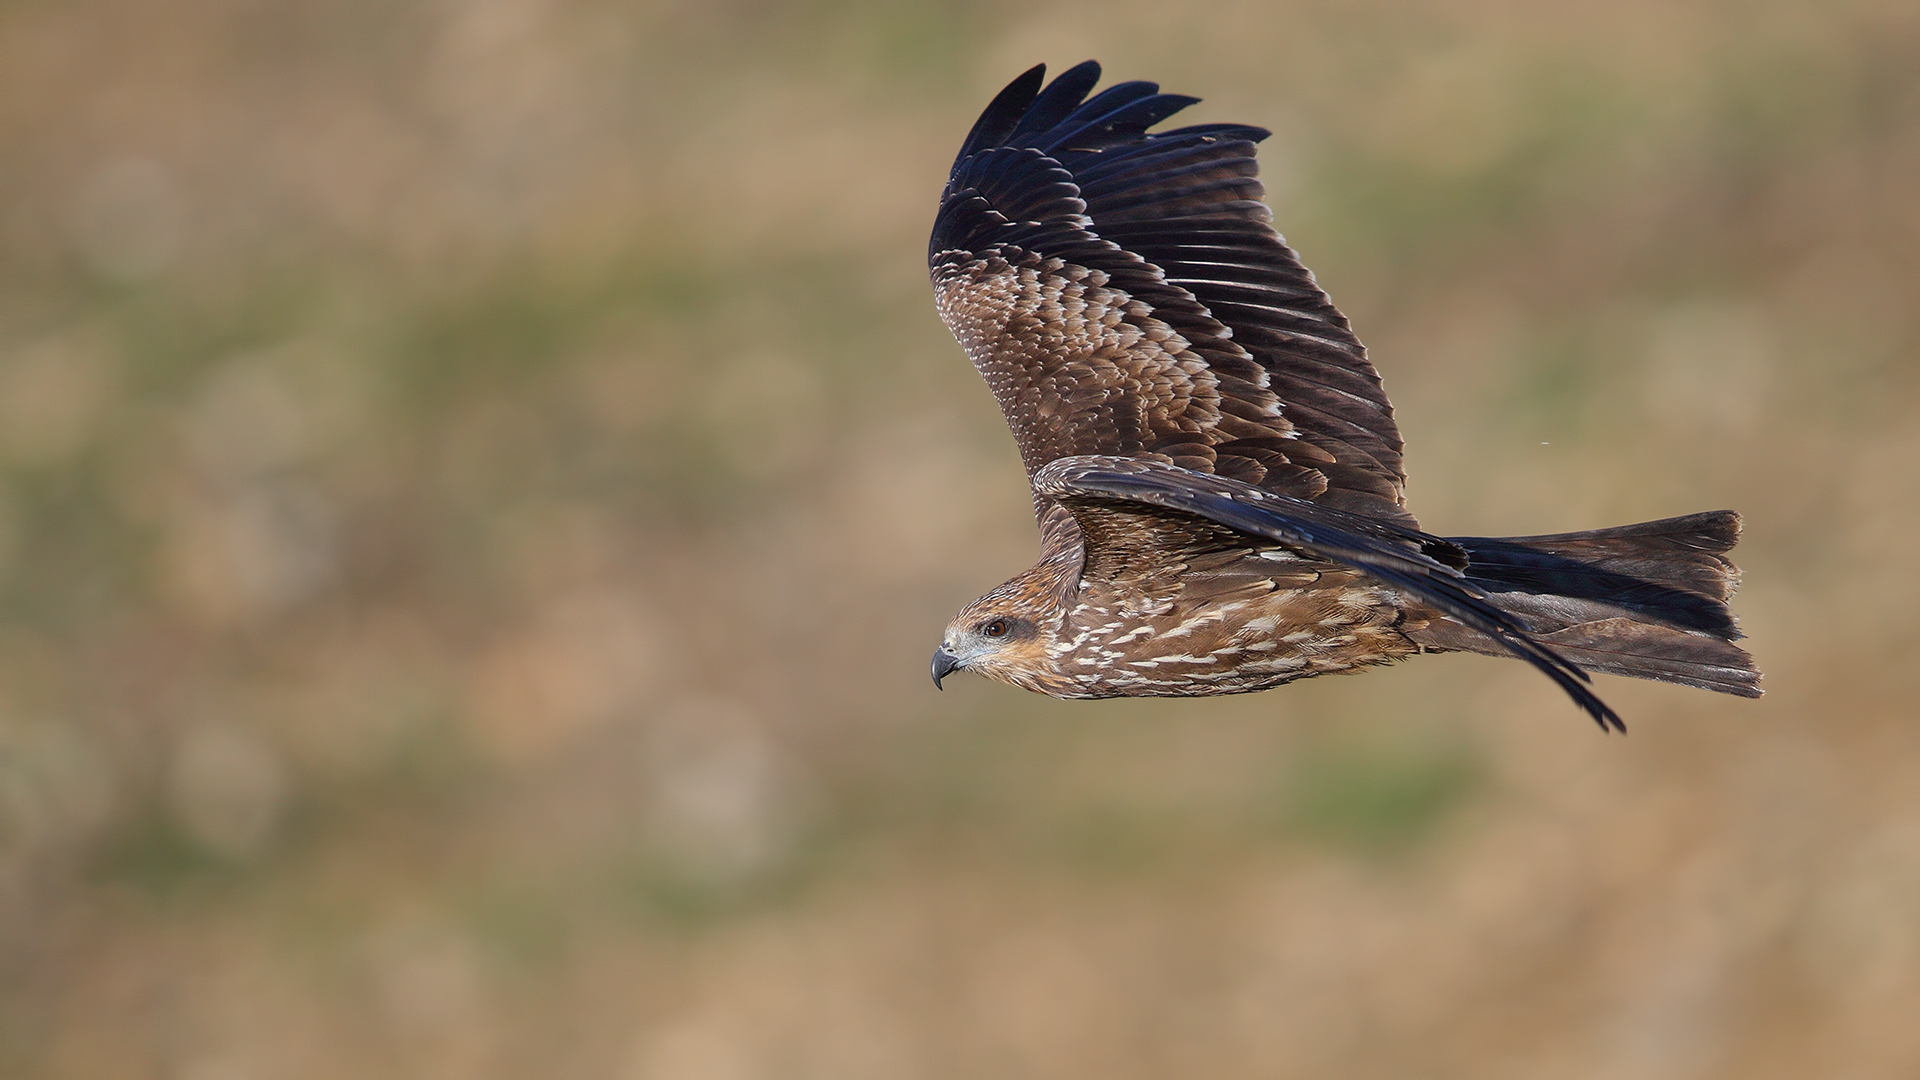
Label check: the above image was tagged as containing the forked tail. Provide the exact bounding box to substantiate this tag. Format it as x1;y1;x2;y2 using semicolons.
1411;511;1761;699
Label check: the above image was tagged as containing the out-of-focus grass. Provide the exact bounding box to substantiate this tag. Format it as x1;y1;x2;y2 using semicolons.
1276;737;1481;851
1;1;1917;1077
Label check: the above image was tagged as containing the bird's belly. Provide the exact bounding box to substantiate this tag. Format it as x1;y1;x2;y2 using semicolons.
1043;582;1419;699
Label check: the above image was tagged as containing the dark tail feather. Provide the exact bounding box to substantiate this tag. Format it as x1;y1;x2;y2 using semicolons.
1411;511;1762;699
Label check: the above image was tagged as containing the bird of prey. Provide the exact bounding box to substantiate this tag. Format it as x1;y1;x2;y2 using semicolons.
926;61;1760;730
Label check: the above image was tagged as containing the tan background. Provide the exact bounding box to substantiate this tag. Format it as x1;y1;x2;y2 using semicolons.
2;1;1918;1077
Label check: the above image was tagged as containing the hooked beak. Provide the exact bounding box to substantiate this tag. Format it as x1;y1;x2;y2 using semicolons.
931;645;963;690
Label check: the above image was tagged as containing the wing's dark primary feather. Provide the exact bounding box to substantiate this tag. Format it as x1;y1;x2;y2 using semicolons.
932;61;1410;522
1034;456;1627;732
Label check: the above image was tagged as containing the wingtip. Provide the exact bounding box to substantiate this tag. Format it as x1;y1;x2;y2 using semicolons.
1061;58;1102;82
952;63;1051;168
1544;643;1627;734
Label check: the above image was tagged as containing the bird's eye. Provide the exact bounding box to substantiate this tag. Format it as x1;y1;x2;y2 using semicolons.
982;619;1010;638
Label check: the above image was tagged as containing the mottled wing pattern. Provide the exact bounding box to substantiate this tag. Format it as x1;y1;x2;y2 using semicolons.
1034;456;1625;731
931;61;1410;524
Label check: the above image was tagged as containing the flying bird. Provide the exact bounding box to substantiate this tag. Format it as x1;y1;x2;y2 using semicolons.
927;61;1760;730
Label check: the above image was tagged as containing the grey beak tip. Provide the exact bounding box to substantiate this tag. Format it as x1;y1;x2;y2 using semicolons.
931;647;961;690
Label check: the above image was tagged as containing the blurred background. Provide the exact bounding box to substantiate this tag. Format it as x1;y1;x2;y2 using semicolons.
1;0;1917;1076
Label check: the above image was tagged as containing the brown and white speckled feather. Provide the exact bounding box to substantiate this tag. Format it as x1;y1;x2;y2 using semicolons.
928;60;1397;524
934;253;1307;487
928;63;1760;731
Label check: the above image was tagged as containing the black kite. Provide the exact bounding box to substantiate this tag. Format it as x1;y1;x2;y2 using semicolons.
927;62;1760;730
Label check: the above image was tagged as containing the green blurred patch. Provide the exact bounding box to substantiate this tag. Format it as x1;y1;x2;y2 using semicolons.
619;860;754;930
1503;324;1617;435
615;853;805;933
1272;737;1481;852
637;0;995;89
611;819;853;934
1304;59;1643;266
458;879;574;971
88;809;255;898
1040;802;1192;878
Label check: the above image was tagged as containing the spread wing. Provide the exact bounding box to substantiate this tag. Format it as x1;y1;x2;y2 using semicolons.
931;61;1410;527
1034;456;1625;732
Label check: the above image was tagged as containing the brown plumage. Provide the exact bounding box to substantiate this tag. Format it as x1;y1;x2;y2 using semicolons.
928;62;1760;730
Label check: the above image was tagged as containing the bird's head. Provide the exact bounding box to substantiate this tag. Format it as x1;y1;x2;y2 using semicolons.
932;570;1067;693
